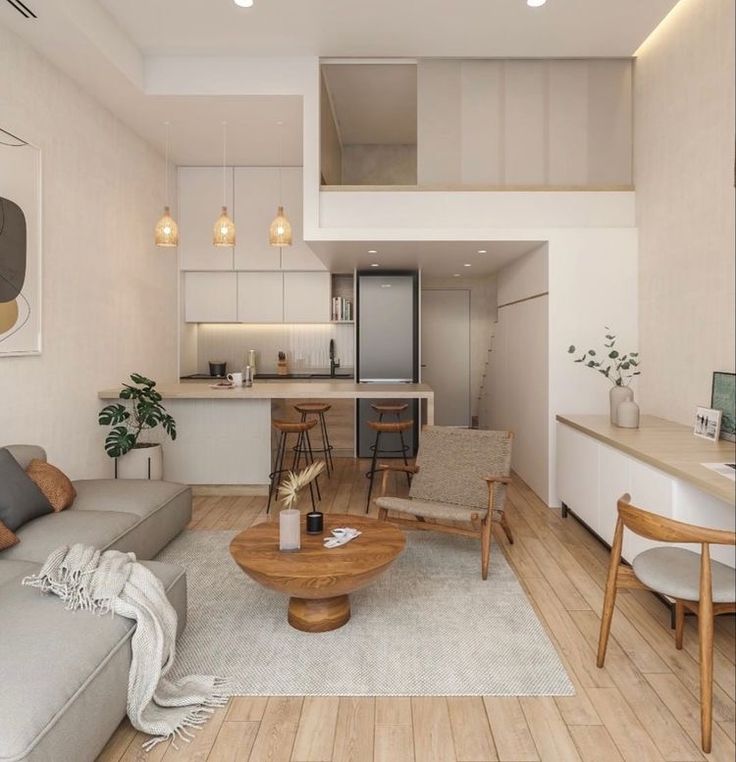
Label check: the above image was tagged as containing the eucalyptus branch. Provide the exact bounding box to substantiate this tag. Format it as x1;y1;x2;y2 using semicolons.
568;327;641;388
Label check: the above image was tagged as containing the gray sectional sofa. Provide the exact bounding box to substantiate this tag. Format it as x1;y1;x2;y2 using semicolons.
0;445;192;762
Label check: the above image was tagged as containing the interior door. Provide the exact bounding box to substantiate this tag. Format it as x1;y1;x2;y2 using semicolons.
421;289;471;426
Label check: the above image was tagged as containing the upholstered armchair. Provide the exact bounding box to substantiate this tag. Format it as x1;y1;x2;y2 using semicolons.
373;426;514;580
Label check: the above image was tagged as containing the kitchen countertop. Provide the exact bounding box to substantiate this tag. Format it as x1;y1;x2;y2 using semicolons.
100;381;434;401
557;414;736;504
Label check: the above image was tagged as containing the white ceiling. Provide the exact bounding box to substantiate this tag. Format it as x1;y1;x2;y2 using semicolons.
127;96;303;166
308;240;545;278
322;64;417;145
97;0;679;58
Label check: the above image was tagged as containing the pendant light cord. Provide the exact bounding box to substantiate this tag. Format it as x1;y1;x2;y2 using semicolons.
277;120;284;203
164;121;170;205
222;121;228;207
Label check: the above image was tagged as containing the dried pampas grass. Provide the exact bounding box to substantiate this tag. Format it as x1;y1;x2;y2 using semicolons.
278;461;325;509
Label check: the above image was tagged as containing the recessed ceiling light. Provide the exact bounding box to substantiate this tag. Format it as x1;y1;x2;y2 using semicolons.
463;263;472;267
368;249;378;254
370;263;380;267
234;0;254;7
527;0;546;7
453;273;461;277
477;249;487;254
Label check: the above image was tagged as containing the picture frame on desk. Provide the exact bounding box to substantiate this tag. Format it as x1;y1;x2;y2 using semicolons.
693;406;722;442
711;371;736;442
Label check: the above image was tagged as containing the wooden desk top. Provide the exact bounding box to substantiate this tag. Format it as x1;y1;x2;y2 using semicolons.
557;414;736;505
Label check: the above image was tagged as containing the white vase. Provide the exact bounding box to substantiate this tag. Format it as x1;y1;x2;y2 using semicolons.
279;508;301;552
115;444;163;480
609;385;633;425
617;399;640;429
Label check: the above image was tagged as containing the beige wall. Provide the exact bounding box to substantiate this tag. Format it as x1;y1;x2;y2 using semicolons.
341;145;417;185
0;24;178;478
418;59;633;187
635;0;735;424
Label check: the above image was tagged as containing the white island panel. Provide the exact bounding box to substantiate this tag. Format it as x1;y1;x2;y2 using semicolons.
162;398;271;486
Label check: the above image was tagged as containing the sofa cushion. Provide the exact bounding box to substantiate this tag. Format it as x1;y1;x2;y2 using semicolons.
0;559;186;762
0;510;139;563
3;445;47;470
25;459;76;512
70;479;189;518
0;559;38;587
70;480;192;560
0;448;53;532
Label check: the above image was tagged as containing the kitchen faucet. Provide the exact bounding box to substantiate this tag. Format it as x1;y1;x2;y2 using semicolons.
329;339;340;378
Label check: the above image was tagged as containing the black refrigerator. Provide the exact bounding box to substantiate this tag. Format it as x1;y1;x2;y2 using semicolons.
356;270;419;458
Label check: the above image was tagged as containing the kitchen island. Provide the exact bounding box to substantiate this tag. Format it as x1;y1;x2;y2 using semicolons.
98;381;434;489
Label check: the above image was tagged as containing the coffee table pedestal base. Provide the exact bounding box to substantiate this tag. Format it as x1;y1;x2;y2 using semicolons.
288;595;351;632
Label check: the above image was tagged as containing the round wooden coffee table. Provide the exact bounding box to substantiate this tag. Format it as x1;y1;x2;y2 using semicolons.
229;514;405;632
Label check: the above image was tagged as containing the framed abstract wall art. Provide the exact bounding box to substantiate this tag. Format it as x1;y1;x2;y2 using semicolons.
0;127;42;356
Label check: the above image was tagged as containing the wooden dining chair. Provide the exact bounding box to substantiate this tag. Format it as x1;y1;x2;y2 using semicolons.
373;426;514;580
597;494;736;753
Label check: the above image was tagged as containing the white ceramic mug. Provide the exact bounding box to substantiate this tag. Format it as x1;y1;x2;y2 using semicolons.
227;372;243;387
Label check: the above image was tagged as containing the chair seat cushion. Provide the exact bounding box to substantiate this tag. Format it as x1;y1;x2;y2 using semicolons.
633;547;736;603
375;496;489;522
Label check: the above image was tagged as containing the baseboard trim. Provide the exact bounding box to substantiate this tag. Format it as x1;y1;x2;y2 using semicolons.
191;484;269;496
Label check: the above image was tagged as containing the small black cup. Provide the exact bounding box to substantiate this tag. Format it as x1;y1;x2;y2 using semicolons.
306;511;324;534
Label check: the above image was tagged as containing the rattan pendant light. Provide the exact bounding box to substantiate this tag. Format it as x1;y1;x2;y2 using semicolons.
154;122;179;247
213;121;236;247
269;121;292;247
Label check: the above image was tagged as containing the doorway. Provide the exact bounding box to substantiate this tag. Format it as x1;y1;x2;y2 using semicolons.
421;289;471;426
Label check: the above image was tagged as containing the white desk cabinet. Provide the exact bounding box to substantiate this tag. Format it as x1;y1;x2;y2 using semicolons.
184;272;237;323
283;272;330;323
237;272;283;323
556;416;735;567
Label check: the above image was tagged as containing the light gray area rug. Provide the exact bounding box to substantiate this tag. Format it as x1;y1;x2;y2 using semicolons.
157;529;574;696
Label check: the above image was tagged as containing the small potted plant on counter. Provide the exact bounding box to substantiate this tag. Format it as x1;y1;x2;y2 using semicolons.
98;373;177;479
568;328;641;427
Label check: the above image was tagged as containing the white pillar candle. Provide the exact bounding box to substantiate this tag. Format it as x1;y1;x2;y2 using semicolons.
279;508;301;551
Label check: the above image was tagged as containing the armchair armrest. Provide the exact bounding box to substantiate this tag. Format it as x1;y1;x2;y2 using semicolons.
484;475;511;512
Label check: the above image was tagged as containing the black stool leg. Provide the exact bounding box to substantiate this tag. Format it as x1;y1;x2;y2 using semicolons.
267;431;287;514
366;430;381;512
304;429;322;502
319;412;334;477
395;412;412;487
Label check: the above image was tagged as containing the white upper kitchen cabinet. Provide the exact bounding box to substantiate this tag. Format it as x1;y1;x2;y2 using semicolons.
283;272;330;323
233;168;282;271
179;167;235;271
279;167;326;271
184;272;237;322
237;272;284;323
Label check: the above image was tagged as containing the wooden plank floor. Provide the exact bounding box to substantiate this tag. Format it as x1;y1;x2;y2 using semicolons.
98;458;736;762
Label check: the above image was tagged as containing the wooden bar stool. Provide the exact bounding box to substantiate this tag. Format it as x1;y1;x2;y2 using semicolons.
294;402;335;477
365;418;414;511
365;402;412;483
268;419;322;513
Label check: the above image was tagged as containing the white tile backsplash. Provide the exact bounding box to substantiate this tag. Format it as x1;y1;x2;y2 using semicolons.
195;323;354;374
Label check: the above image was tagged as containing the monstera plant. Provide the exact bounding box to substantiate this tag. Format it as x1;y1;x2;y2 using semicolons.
98;373;177;458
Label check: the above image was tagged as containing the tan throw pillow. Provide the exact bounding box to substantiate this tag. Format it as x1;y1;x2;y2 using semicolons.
0;519;18;550
25;459;77;512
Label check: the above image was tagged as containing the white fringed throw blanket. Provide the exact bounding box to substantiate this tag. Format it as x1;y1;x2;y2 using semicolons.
22;544;228;750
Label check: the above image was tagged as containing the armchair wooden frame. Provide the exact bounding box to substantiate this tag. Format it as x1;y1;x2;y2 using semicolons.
597;493;736;753
375;464;514;580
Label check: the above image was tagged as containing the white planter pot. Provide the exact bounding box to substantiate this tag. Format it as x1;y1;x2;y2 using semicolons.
115;444;163;480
